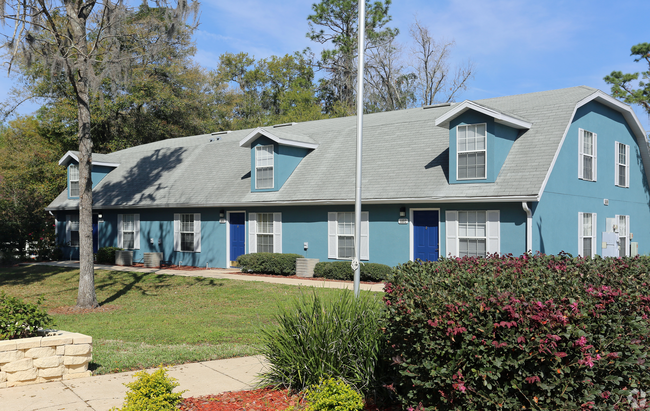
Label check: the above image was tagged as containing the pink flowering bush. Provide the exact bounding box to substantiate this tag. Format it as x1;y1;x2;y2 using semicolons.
383;253;650;410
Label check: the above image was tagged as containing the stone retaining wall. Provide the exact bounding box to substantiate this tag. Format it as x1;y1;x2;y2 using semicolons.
0;330;92;388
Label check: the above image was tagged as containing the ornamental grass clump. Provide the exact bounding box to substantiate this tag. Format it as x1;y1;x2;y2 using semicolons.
260;290;387;394
384;254;650;410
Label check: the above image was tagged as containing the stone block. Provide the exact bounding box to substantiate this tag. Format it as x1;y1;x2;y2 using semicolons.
25;347;56;359
6;368;37;382
40;336;73;347
65;344;91;356
0;340;17;352
63;355;89;366
33;356;62;369
66;363;88;374
70;334;93;344
0;382;6;388
0;350;24;364
7;378;38;387
38;365;65;378
2;358;33;372
0;371;6;382
62;370;91;380
36;375;62;384
56;346;65;355
15;337;42;350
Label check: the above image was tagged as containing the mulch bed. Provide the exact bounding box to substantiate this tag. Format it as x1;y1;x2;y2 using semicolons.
179;388;401;411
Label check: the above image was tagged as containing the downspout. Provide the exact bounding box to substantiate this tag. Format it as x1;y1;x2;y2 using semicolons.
522;202;532;253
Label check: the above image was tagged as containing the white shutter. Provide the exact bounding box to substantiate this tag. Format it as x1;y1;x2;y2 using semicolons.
446;211;458;257
66;215;71;244
134;214;140;250
273;213;282;253
593;132;597;181
578;212;583;257
592;213;597;257
328;212;337;259
248;213;257;253
117;214;124;248
625;144;630;187
174;214;181;252
578;129;584;180
625;215;630;256
486;210;500;256
615;142;620;186
360;212;369;260
194;213;201;253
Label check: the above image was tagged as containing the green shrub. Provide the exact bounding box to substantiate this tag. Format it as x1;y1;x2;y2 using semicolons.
384;254;650;410
236;253;303;275
305;378;364;411
111;366;185;411
0;292;55;340
313;262;392;282
260;290;387;394
96;247;122;264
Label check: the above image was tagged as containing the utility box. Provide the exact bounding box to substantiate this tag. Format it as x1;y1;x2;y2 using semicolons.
144;252;163;268
631;242;639;257
115;250;133;266
296;258;319;278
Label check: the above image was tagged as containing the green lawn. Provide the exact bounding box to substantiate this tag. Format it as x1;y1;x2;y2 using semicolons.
0;265;361;375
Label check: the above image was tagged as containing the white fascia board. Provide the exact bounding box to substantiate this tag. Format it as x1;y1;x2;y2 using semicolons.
57;151;120;168
435;100;532;130
239;128;319;149
538;90;650;201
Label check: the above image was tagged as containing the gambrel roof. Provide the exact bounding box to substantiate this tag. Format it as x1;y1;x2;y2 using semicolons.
46;86;650;211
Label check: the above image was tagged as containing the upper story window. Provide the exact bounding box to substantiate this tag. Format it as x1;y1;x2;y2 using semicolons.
457;124;486;180
615;142;629;188
69;164;79;197
578;129;597;181
255;145;274;189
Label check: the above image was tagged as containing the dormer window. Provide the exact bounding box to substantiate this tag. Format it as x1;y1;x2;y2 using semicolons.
457;124;486;180
255;145;274;189
69;164;80;197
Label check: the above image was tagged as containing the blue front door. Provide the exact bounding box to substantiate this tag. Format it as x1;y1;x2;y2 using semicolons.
230;212;246;265
413;210;439;261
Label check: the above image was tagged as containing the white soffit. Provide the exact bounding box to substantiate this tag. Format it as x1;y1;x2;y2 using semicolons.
58;151;120;168
435;100;533;130
239;127;319;150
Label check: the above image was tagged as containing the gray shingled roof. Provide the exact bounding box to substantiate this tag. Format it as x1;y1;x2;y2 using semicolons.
47;86;604;210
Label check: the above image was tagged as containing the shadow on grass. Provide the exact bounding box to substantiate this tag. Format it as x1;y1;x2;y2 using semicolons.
0;265;75;287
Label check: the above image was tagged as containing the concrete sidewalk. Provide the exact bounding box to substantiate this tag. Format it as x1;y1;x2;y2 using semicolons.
34;260;386;292
0;355;267;411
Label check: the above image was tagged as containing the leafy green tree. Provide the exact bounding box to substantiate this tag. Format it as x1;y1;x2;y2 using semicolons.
605;42;650;116
307;0;397;113
0;117;65;261
0;0;198;308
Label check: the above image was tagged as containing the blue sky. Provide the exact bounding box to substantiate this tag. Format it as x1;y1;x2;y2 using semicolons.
2;0;649;131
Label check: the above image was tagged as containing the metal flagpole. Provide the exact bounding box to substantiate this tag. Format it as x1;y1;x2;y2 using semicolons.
353;0;366;298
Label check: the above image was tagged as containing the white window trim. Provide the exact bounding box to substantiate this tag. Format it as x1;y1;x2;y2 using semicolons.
65;215;79;247
409;208;440;261
255;145;274;189
327;212;369;260
445;210;499;258
456;123;487;181
173;213;201;253
578;128;597;182
117;214;140;250
69;164;79;197
578;212;597;257
248;212;282;253
615;214;630;257
615;141;630;188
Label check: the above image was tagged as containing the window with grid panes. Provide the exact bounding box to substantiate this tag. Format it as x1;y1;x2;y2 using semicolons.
579;130;596;181
457;124;486;180
337;212;355;259
256;213;274;253
70;215;79;247
180;214;194;252
580;213;595;257
458;211;487;257
616;142;629;187
69;165;79;197
122;214;135;249
255;145;274;189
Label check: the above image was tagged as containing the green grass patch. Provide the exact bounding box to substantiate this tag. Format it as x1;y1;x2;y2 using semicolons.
0;265;357;375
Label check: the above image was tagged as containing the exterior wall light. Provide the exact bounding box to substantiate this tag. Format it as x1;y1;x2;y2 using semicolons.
399;207;406;217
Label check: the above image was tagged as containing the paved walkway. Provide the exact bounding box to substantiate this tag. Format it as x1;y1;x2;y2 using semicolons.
2;261;386;410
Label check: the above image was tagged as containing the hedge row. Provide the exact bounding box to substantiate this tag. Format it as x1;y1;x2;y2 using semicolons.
313;261;392;282
236;253;304;276
383;254;650;410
